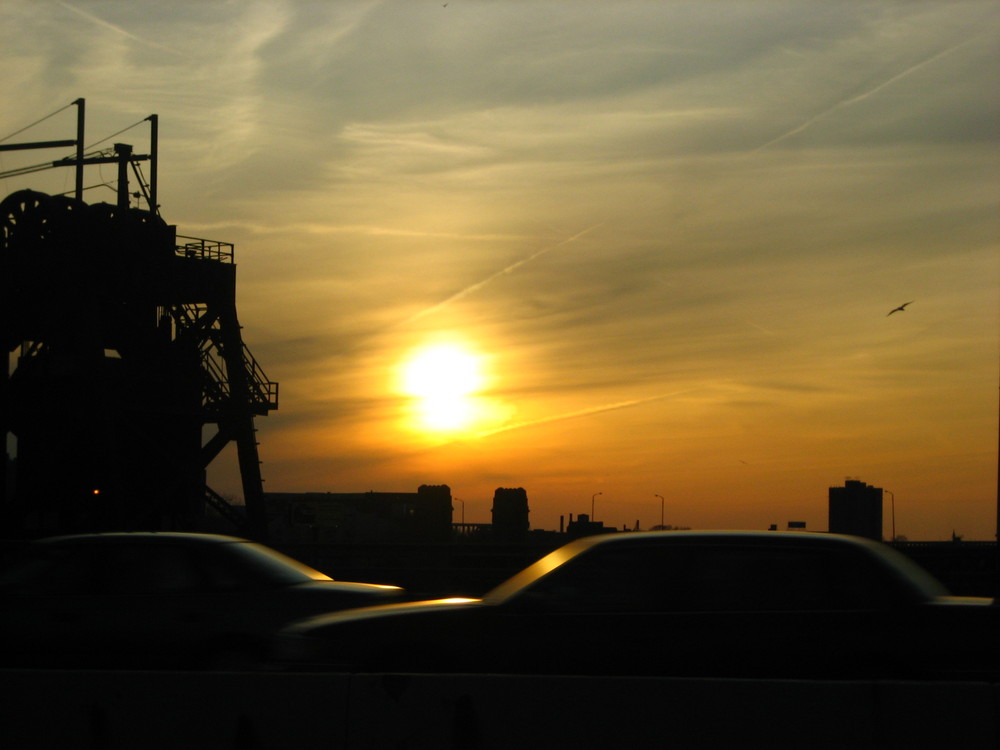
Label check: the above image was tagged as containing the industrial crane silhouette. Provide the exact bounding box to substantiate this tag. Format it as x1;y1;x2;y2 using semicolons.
1;99;277;539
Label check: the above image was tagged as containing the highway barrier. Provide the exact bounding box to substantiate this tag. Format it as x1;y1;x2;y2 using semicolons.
1;670;996;749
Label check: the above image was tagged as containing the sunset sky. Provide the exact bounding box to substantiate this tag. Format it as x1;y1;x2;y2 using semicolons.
2;1;997;540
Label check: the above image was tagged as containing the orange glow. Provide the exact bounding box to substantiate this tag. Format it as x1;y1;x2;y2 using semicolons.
398;340;493;435
11;3;990;543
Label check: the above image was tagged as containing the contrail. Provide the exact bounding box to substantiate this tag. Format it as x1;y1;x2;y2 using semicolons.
753;35;976;152
404;223;604;324
474;391;684;439
58;1;184;56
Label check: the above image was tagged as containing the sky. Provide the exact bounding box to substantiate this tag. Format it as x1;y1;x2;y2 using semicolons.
2;1;998;540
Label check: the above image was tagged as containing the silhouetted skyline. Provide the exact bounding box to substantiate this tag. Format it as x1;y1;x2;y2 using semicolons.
1;1;997;540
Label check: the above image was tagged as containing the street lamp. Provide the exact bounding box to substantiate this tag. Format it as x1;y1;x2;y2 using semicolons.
591;492;602;519
454;497;465;525
654;494;664;530
883;490;895;541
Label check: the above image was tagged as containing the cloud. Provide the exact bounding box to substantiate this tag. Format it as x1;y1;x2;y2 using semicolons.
752;30;988;152
474;392;687;440
404;223;604;324
1;1;996;538
56;1;183;56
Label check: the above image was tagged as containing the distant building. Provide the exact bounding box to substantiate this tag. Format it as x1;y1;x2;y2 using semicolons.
264;484;452;544
491;487;529;542
828;480;882;540
566;513;616;540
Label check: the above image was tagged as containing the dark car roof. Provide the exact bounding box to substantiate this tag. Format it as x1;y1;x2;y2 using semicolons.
483;530;949;603
22;531;339;585
36;532;252;545
553;529;881;549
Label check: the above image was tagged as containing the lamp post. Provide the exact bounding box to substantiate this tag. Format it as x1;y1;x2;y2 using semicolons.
883;490;895;541
654;494;664;530
591;492;602;520
454;497;465;525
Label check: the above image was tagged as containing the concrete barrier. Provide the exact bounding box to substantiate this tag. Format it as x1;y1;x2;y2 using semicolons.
1;670;996;749
0;671;350;750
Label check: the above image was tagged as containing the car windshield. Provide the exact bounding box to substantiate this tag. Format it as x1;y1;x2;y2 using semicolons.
483;540;591;604
218;542;333;585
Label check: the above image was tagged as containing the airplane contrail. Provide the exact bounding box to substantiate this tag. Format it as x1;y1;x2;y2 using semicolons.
753;35;977;153
404;223;604;324
58;1;184;56
474;391;685;439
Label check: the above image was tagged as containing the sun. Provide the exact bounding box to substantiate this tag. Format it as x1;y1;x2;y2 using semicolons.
403;344;482;400
399;342;487;433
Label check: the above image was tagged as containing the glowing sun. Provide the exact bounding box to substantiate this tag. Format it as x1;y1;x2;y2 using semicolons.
400;342;486;432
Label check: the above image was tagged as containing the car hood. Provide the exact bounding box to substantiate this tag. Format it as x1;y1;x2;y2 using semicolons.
292;580;404;596
928;595;993;606
280;596;482;635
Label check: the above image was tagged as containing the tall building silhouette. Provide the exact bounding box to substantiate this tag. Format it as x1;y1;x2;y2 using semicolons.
828;480;882;540
491;487;529;542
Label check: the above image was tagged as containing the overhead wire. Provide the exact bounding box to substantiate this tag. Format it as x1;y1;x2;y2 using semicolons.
1;101;147;157
0;101;77;190
78;118;149;154
0;147;115;181
50;119;153;197
0;100;77;144
54;183;117;198
0;160;59;180
1;103;151;201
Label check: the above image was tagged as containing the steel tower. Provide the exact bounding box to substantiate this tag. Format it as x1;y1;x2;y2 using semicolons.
1;100;276;538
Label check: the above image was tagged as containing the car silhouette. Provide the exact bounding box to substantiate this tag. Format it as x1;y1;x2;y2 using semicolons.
273;531;996;680
0;531;404;669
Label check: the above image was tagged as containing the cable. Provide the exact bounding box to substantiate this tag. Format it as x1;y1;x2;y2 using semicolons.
50;120;150;165
0;161;54;179
53;183;117;197
0;146;117;181
0;146;116;180
0;100;77;144
83;118;149;152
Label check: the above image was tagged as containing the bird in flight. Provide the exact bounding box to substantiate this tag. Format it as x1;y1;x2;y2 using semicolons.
887;301;914;316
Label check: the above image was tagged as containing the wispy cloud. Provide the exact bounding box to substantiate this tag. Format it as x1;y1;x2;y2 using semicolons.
753;32;982;152
2;1;995;538
475;391;686;439
182;219;528;243
57;1;183;56
404;224;604;323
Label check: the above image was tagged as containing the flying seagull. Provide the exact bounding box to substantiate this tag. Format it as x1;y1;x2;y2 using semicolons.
887;301;914;316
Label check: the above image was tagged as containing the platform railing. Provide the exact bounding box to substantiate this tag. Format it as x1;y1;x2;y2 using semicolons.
174;235;234;262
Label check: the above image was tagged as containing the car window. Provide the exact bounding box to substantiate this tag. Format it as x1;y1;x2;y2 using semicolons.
520;541;903;613
0;545;100;595
210;542;332;587
99;544;203;595
199;546;271;591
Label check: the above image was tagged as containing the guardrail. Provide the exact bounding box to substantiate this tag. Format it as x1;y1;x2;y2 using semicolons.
175;235;234;263
1;670;997;749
